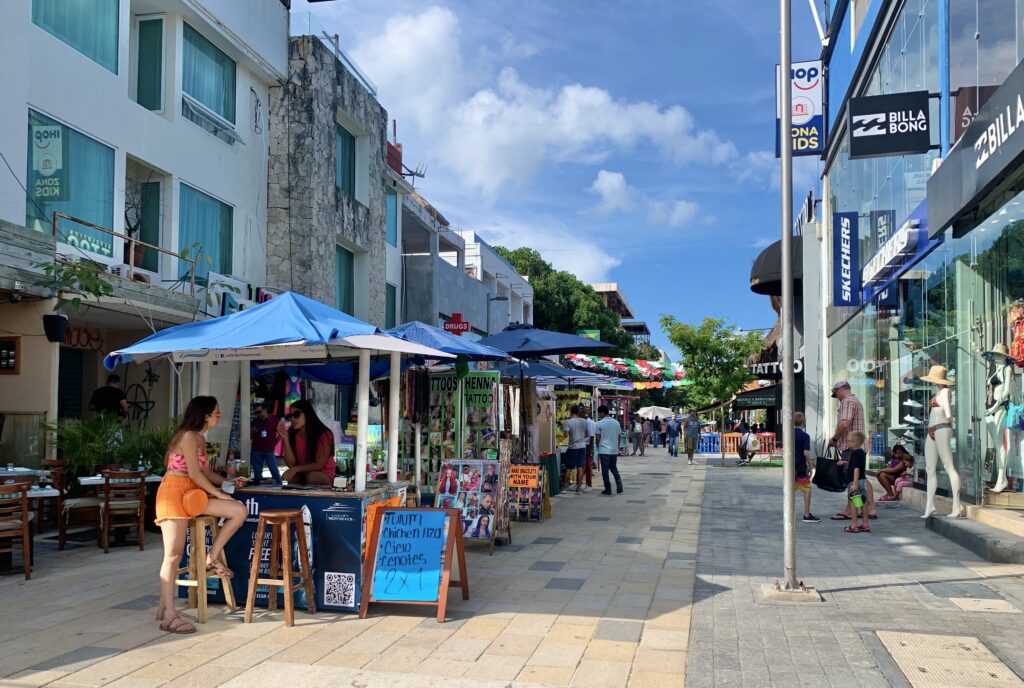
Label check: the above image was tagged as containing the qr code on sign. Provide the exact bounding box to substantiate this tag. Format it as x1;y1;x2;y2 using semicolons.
324;572;356;607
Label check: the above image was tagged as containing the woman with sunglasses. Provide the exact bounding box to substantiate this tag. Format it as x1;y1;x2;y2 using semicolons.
278;400;336;485
156;396;248;634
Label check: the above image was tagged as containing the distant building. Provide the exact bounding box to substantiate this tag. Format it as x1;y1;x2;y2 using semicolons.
590;283;635;321
622;320;651;347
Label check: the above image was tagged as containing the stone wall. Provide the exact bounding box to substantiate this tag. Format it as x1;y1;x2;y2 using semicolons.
267;36;388;325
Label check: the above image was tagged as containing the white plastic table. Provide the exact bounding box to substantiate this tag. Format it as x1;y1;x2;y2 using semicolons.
78;475;163;487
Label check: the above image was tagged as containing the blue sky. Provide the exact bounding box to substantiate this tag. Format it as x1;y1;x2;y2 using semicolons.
294;0;825;359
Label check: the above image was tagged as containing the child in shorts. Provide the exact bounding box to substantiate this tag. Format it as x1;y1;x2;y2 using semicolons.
845;431;869;533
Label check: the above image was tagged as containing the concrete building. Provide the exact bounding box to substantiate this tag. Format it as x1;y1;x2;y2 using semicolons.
267;16;405;328
590;283;635;321
622;320;651;347
457;230;534;335
0;0;289;460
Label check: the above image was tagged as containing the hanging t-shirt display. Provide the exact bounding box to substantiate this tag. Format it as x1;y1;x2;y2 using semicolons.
462;371;500;460
426;373;460;486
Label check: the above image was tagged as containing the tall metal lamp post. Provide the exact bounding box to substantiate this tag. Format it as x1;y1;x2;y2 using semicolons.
486;295;509;335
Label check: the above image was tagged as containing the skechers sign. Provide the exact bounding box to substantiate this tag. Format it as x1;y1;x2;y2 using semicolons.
832;212;860;307
775;60;825;157
848;91;931;159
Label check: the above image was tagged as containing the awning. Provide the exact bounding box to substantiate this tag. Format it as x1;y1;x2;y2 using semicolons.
749;237;803;296
732;384;780;409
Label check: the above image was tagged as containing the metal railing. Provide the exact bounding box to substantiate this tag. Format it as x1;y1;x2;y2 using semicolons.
289;12;378;96
50;212;196;298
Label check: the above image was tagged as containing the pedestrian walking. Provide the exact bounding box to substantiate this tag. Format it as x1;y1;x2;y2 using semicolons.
683;409;701;465
828;381;878;522
642;419;651;453
596;405;623;495
666;415;681;457
583;412;596;493
843;431;870;533
659;417;668;448
562;406;590;494
794;412;818;522
630;415;644;455
651;417;661;447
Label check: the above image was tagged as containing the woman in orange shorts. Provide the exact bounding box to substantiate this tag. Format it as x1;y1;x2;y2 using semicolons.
155;396;247;634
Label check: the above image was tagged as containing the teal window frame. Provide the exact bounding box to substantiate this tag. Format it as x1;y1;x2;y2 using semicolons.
335;124;356;195
138;181;161;272
385;188;398;246
26;110;115;258
32;0;119;73
385;283;397;329
182;22;236;124
179;183;232;283
136;18;163;111
335;246;354;315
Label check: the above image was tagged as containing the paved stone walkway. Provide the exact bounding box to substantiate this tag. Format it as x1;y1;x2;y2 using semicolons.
685;468;1024;688
0;448;702;687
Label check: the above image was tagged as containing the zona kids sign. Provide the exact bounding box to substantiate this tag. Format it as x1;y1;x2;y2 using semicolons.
776;60;825;157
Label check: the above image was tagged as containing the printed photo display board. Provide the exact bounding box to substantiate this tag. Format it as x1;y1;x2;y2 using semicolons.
508;464;545;522
434;458;500;540
554;389;591;446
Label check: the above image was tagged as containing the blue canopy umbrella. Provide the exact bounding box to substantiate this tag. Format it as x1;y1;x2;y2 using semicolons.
104;292;452;370
477;323;614;357
385;321;509;361
255;361;407;386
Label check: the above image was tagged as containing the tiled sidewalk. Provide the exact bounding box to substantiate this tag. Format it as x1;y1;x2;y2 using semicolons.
685;468;1024;688
0;448;702;688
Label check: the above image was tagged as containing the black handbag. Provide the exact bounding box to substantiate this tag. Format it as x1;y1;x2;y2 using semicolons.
812;445;847;492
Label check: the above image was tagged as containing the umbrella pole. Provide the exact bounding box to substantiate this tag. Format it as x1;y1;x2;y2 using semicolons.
414;421;422;499
355;350;370;492
387;351;400;483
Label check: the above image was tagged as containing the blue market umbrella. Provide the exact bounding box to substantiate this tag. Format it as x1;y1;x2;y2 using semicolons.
477;323;614;357
498;360;630;388
385;321;509;361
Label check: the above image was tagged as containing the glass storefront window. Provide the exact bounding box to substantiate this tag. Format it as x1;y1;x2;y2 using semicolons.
26;110;115;258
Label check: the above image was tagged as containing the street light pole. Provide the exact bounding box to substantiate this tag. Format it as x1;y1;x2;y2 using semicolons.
779;0;798;591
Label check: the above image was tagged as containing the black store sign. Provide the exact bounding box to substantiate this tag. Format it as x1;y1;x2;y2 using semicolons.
929;58;1024;239
848;91;931;159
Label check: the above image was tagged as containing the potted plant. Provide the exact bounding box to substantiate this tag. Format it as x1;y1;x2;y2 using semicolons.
34;259;114;342
43;414;125;490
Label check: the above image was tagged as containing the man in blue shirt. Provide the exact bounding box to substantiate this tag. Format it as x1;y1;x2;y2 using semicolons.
651;417;661;447
665;416;681;457
596;405;623;495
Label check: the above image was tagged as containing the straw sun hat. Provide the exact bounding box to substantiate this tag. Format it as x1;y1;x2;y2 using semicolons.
985;343;1011;358
919;365;954;386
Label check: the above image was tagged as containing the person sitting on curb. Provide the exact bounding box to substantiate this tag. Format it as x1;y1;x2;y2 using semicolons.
877;444;915;501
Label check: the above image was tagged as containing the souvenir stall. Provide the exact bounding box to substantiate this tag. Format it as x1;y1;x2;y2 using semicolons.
103;292;455;614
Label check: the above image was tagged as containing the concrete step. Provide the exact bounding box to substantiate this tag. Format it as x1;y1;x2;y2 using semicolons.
925;513;1024;564
967;503;1024;538
984;489;1024;508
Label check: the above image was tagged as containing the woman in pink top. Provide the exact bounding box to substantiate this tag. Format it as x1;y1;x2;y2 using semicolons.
155;396;247;634
279;400;336;485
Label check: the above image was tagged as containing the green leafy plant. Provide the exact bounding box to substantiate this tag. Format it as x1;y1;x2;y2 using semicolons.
34;259;113;313
43;414;124;481
178;241;240;311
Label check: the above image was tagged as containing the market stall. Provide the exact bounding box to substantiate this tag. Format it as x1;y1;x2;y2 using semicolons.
103;292;455;613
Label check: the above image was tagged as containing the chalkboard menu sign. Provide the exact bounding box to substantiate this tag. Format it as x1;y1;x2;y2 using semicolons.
360;507;468;621
0;337;19;375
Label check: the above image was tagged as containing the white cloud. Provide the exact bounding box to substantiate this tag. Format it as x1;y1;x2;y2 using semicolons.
500;33;539;60
734;150;820;194
647;199;699;227
350;7;464;133
589;170;635;214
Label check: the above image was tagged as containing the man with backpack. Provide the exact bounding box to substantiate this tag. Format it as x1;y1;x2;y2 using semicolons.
630;415;644;455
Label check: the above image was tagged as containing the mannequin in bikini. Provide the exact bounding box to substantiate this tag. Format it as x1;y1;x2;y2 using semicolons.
984;344;1015;493
920;366;962;518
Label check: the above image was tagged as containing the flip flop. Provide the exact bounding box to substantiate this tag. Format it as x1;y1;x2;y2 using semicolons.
868;514;878;520
206;561;234;578
831;514;852;520
843;525;861;533
860;526;871;532
159;615;196;634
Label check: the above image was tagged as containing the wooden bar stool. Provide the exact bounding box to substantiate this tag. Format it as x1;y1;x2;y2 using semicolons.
244;509;316;627
156;516;237;623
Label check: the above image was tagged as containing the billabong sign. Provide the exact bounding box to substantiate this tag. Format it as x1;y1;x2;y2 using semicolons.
974;92;1024;169
849;91;931;159
862;219;922;287
832;212;860;307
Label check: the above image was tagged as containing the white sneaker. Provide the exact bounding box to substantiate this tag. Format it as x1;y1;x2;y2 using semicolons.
581;485;592;493
687;460;693;465
904;414;922;425
903;399;924;408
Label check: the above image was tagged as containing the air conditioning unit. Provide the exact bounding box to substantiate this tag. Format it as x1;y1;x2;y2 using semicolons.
108;264;155;284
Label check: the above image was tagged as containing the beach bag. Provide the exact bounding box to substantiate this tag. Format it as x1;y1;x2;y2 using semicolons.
812;446;846;492
746;433;761;451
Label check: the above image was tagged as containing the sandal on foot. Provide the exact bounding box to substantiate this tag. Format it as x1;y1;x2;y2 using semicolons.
868;514;878;520
843;525;861;533
860;526;871;532
159;615;196;634
831;513;852;520
206;560;234;578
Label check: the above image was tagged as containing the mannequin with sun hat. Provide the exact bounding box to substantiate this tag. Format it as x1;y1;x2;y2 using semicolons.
920;365;962;518
984;343;1017;493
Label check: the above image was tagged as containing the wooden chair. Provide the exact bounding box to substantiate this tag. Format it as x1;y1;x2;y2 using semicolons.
51;461;101;550
0;481;34;580
244;509;316;627
100;470;146;553
155;516;237;624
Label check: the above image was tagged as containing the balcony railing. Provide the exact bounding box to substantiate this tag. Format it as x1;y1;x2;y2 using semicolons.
289;12;378;96
51;212;196;298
